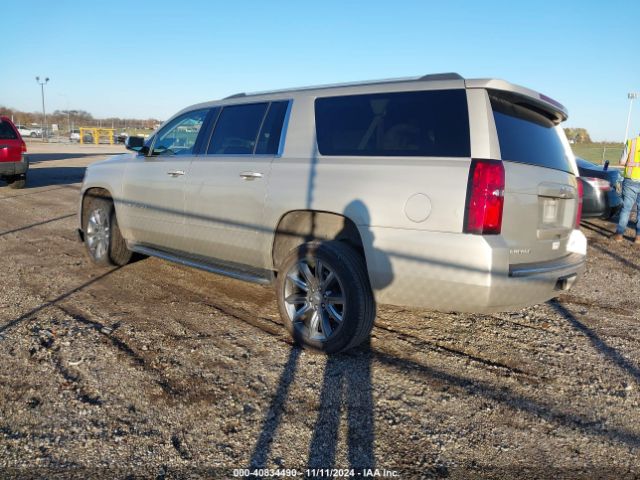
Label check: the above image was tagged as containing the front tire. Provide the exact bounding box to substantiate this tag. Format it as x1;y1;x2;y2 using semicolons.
83;196;132;266
276;241;375;354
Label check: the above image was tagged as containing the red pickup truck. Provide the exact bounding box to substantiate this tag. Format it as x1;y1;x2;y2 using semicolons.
0;116;28;189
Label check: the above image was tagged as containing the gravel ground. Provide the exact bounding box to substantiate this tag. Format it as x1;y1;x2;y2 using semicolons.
0;144;639;479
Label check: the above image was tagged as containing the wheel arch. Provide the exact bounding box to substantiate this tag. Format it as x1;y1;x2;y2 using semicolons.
271;210;366;272
81;187;115;228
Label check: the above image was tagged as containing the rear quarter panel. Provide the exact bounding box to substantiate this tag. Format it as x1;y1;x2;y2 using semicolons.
262;94;474;271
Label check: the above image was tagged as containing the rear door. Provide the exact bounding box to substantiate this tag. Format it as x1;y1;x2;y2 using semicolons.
0;119;23;163
185;100;290;269
489;92;579;265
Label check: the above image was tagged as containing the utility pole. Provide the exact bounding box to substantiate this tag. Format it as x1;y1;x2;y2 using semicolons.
35;76;50;142
624;92;639;144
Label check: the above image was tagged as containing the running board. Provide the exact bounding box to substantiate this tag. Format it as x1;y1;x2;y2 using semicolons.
130;245;272;285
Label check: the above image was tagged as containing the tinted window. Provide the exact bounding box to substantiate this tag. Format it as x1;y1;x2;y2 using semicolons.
152;109;208;156
255;101;289;155
0;121;18;140
491;95;571;172
315;90;470;157
208;103;268;154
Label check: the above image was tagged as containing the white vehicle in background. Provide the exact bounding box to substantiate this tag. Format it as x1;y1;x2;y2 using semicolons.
70;129;81;142
16;125;41;138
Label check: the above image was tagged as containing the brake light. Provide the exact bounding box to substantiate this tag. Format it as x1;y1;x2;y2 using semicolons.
21;140;27;153
575;178;584;228
464;159;505;235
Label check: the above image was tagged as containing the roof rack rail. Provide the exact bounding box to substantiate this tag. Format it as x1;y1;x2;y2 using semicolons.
419;73;463;81
224;92;246;99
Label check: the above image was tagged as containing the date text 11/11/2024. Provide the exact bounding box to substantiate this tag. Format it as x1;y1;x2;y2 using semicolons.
233;468;400;478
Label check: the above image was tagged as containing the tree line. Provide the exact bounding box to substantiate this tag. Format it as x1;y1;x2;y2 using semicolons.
0;105;161;132
0;105;600;143
563;128;591;143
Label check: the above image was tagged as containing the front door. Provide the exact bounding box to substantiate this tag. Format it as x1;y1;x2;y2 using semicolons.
119;109;209;253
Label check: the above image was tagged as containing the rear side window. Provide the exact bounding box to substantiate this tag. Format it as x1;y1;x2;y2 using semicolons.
0;121;18;140
315;89;470;157
208;103;268;154
491;94;571;172
255;101;289;155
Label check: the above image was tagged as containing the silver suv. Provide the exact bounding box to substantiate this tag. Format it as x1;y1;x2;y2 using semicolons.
78;73;587;353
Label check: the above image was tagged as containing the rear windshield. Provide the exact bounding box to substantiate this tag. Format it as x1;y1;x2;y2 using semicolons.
315;89;470;157
0;121;18;140
490;94;571;173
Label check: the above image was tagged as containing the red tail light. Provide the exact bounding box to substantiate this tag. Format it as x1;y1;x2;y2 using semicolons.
21;140;27;153
575;178;584;228
464;159;505;235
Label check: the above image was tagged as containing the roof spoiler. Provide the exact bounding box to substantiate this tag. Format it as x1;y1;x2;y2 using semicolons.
466;78;568;123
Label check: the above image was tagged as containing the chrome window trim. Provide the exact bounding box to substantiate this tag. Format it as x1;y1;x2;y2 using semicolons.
276;99;293;157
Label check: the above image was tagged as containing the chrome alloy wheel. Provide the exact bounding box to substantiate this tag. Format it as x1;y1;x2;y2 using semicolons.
86;208;110;260
283;257;346;342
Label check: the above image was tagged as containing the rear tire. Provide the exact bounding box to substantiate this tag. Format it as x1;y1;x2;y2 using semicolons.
276;241;375;354
83;196;132;266
7;175;26;189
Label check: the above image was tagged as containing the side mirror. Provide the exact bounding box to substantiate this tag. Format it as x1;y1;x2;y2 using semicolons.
125;136;146;153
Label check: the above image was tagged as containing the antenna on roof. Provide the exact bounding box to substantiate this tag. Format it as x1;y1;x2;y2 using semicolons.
419;73;463;81
224;92;247;99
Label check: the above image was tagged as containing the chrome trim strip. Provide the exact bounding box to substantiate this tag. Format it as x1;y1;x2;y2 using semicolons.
276;99;293;157
130;245;272;285
509;253;585;278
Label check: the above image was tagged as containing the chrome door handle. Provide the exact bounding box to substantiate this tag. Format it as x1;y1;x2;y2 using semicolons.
167;170;185;177
239;171;263;180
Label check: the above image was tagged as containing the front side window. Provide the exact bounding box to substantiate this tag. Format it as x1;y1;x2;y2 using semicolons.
152;109;208;156
207;103;268;155
315;90;470;157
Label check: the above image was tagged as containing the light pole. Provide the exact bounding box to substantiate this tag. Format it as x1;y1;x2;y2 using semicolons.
35;76;50;142
624;92;639;144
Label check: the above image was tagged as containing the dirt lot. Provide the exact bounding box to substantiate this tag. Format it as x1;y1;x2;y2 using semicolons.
0;144;639;479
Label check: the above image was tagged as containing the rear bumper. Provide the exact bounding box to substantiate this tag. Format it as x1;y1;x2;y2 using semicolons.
0;156;29;177
508;252;585;277
363;227;586;313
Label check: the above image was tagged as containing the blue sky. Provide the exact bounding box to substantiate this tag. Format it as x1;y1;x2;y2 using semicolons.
2;0;638;141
